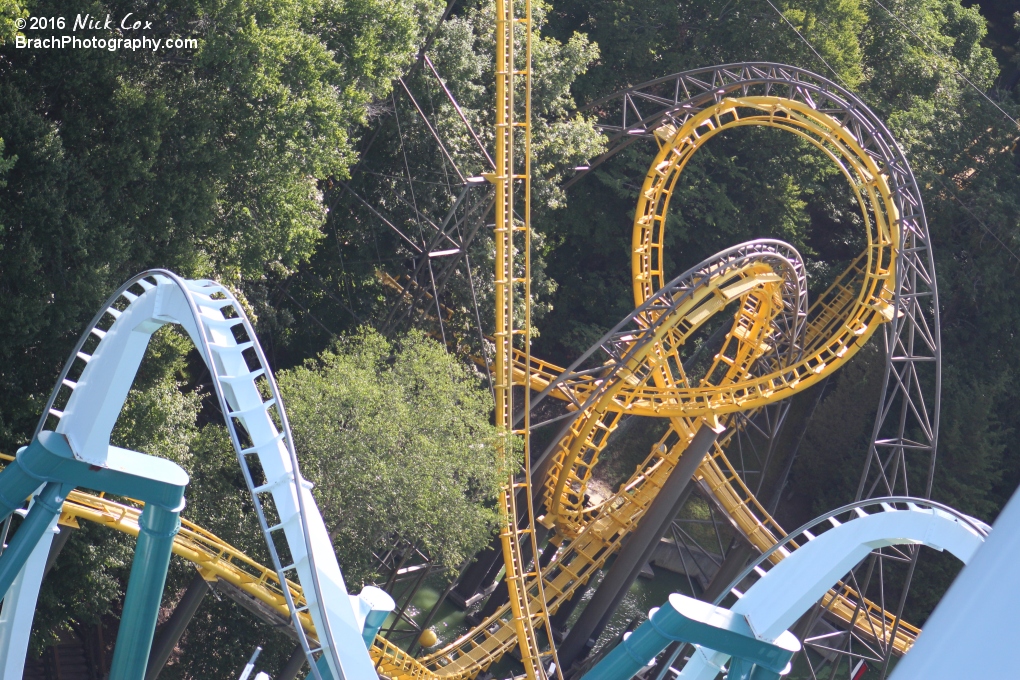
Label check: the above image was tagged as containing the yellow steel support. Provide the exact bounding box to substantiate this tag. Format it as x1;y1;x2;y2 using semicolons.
10;90;920;680
490;0;560;677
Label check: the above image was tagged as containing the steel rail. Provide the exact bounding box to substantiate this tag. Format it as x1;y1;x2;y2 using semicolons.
20;271;370;680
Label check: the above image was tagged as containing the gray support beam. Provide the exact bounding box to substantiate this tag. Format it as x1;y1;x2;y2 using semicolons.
479;524;553;619
144;572;210;680
701;540;756;603
556;423;721;670
549;580;589;640
449;542;501;608
277;644;307;680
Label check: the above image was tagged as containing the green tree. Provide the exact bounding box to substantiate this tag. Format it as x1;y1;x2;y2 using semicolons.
269;0;605;362
0;0;443;451
0;0;24;46
278;327;511;586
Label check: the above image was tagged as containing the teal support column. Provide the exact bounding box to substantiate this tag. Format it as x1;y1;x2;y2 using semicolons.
352;586;396;649
0;462;44;521
363;609;388;649
0;482;69;595
307;654;335;680
580;594;799;680
108;502;183;680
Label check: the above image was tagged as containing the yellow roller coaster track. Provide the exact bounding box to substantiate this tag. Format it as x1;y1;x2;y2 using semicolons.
375;261;913;669
486;0;562;677
529;96;912;656
9;88;920;680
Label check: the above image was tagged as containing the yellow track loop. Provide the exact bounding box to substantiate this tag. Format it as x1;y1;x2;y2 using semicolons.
627;98;896;418
507;97;913;656
3;93;912;680
543;96;907;647
542;269;787;533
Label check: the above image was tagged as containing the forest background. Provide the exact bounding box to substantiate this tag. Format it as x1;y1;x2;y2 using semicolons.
0;0;1018;676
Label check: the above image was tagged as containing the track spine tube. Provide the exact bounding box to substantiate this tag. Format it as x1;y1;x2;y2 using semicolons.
0;481;67;596
109;501;183;680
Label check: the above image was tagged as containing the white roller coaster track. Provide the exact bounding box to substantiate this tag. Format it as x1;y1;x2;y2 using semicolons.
681;498;990;679
2;270;374;680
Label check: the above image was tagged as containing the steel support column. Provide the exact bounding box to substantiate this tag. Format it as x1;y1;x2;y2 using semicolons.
450;541;502;607
0;482;68;596
549;580;589;640
557;423;721;670
277;645;307;680
145;572;210;680
109;503;182;680
701;541;755;603
0;514;59;678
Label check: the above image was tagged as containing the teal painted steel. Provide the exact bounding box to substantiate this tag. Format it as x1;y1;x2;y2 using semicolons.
0;431;186;596
0;482;68;596
0;429;187;680
362;609;390;649
350;586;395;649
310;655;335;680
108;504;182;680
580;594;798;680
1;271;376;680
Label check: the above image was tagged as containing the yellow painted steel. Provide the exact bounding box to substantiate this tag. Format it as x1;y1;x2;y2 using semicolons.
489;0;560;676
0;453;320;640
528;96;913;656
371;93;913;660
9;94;915;680
626;98;896;417
541;264;788;530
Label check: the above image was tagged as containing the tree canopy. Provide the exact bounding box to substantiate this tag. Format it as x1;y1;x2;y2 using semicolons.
1;0;1020;674
278;328;509;586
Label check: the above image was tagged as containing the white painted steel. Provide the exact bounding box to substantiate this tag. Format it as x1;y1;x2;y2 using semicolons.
0;515;58;678
888;486;1020;679
17;271;374;680
675;503;987;679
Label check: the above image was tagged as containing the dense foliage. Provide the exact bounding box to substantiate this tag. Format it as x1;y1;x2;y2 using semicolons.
0;0;444;449
278;328;509;585
1;0;1019;675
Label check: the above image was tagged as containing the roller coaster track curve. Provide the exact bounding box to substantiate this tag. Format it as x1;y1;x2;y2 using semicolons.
0;271;372;680
368;63;938;679
0;64;939;680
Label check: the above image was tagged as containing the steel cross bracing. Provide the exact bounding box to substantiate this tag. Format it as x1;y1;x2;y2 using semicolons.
24;271;373;680
497;65;932;679
568;63;941;505
19;62;936;680
548;66;938;679
380;182;495;337
361;64;936;680
496;224;908;650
